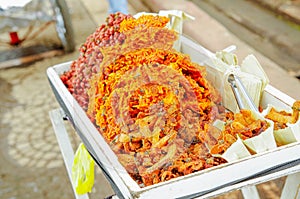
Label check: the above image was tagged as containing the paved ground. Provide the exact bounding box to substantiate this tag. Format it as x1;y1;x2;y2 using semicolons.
0;0;299;199
191;0;300;77
254;0;300;25
0;1;117;198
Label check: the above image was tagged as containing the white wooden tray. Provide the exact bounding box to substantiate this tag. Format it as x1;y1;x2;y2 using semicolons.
47;36;300;199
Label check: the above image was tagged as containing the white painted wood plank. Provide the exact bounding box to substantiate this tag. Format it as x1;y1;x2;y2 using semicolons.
280;172;300;199
49;108;89;199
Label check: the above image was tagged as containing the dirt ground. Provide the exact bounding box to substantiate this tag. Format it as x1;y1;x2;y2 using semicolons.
0;0;292;198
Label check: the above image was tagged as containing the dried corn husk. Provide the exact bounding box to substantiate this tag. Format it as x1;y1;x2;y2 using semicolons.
222;136;251;162
262;104;300;146
158;10;194;50
134;10;194;51
211;118;251;162
242;111;276;153
207;51;269;112
212;110;276;161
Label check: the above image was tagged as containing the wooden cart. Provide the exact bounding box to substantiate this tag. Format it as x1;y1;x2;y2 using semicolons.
47;36;300;199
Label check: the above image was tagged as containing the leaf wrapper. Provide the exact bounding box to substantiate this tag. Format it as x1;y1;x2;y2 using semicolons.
262;104;300;146
206;52;269;112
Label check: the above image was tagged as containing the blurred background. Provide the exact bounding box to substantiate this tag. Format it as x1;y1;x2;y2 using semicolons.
0;0;299;198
